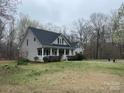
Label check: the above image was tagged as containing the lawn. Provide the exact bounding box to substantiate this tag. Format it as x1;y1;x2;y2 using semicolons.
0;60;124;93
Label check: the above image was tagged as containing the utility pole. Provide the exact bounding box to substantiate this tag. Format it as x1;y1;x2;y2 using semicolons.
96;28;100;59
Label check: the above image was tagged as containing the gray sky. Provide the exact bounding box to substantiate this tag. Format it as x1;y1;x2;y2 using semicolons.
19;0;124;26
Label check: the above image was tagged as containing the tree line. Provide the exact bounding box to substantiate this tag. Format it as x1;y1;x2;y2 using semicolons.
0;0;124;59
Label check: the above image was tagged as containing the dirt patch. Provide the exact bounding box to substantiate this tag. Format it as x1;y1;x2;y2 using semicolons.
29;71;124;93
0;60;15;64
0;71;123;93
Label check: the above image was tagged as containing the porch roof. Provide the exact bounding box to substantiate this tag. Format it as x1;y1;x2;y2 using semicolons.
38;44;75;49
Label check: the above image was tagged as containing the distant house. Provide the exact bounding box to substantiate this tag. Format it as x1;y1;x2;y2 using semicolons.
19;27;83;61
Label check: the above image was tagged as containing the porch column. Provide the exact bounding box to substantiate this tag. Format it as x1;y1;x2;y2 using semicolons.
72;50;74;55
50;48;52;56
57;49;59;56
42;48;44;57
69;49;71;56
64;49;66;55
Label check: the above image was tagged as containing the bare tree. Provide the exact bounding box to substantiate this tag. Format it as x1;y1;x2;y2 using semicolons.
72;18;92;50
0;0;20;42
90;13;108;59
0;20;5;56
7;18;17;59
0;20;5;41
0;0;20;20
0;0;20;40
0;0;20;59
16;14;43;44
44;23;62;33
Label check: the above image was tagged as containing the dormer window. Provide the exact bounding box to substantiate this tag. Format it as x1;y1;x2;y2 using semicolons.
62;39;64;44
57;38;64;45
60;38;61;44
27;39;28;46
34;37;36;42
58;38;59;44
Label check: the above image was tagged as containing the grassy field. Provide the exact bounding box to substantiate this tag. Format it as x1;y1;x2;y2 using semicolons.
0;60;124;93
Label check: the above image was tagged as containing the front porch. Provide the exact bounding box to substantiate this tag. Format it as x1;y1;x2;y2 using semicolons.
37;48;74;57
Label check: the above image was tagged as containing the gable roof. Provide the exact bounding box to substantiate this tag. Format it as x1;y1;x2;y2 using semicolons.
29;27;61;45
61;35;71;46
19;27;78;49
71;42;78;46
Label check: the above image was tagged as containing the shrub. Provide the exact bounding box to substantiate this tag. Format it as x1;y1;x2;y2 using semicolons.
49;56;61;62
17;58;29;65
0;65;22;75
34;56;39;61
67;56;77;61
43;56;61;62
43;56;49;62
67;53;86;61
75;53;86;60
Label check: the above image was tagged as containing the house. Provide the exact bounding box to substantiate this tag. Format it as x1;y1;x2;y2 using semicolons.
19;27;83;62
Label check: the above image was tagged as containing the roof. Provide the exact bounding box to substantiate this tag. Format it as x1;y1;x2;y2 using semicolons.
20;27;79;49
70;42;79;48
41;44;73;49
29;27;61;45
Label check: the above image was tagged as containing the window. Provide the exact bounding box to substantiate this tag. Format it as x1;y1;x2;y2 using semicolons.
27;39;28;46
71;50;74;55
60;38;61;44
57;38;65;45
38;49;42;55
44;48;50;55
34;38;36;41
58;38;59;44
62;39;64;44
66;49;69;55
52;49;57;55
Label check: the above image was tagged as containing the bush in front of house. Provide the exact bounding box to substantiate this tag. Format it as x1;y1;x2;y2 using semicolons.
67;53;86;61
67;56;77;61
17;58;29;65
75;53;86;60
43;56;49;62
43;56;61;62
49;56;61;62
34;56;39;61
43;54;86;62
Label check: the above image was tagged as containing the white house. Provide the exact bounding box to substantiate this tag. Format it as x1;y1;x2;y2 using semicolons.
19;27;83;62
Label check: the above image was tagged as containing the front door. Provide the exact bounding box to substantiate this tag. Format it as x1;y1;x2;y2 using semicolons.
59;49;64;56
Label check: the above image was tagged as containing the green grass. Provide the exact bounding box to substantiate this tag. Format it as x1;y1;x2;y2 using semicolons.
0;60;124;93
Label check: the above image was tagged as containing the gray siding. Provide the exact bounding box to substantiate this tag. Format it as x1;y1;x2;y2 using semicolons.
20;30;42;61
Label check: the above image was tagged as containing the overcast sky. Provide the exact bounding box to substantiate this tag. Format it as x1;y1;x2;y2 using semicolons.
19;0;124;26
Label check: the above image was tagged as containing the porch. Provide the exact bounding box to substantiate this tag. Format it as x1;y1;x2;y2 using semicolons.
37;48;74;57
